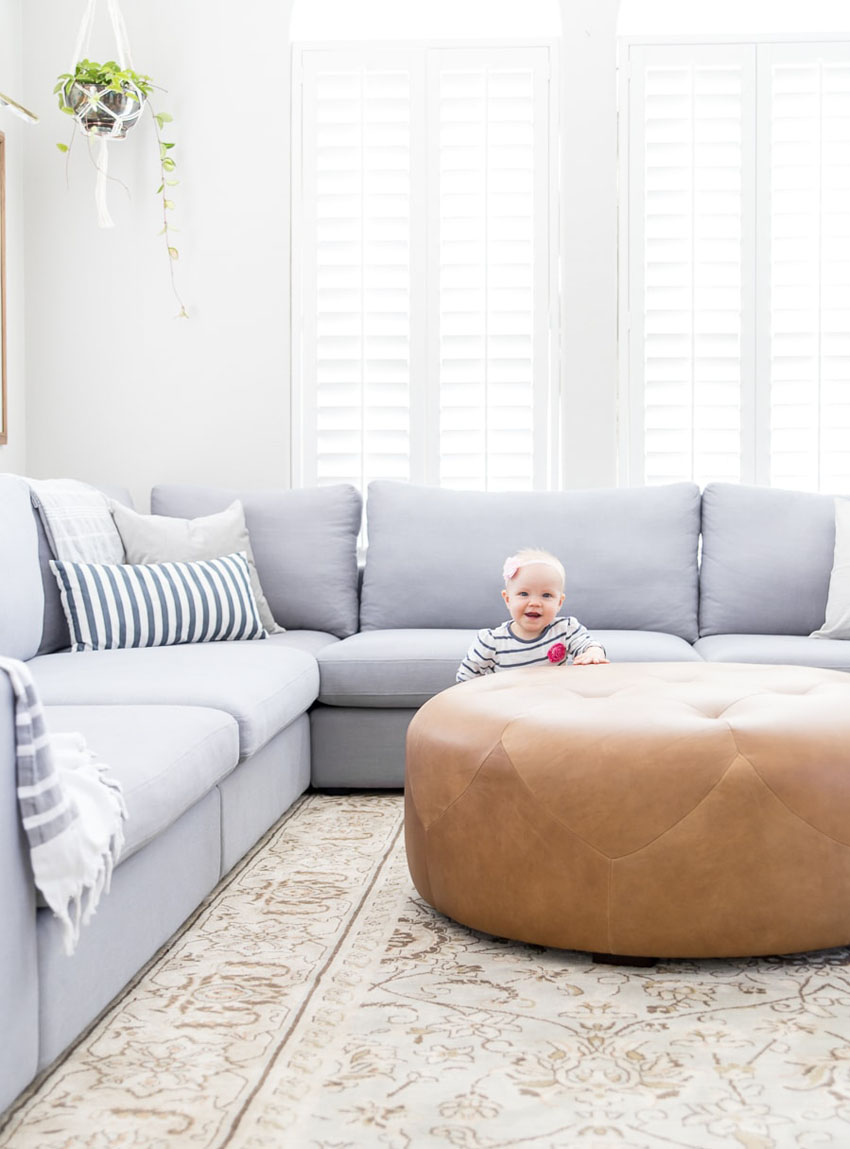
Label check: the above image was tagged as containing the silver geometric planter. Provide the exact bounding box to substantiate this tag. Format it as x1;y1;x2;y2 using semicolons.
64;80;146;139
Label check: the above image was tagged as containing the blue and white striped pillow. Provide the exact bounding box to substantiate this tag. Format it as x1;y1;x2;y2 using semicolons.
50;551;267;652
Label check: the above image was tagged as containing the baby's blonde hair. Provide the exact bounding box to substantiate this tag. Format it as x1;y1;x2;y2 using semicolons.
503;547;565;588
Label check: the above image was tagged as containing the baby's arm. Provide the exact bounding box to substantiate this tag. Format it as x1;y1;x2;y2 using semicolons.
563;618;609;665
456;630;498;681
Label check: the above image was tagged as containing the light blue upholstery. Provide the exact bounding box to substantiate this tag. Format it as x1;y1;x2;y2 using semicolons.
360;480;701;641
36;791;222;1070
0;676;39;1105
219;714;311;874
310;704;419;789
43;704;239;862
694;634;850;671
316;627;705;708
28;638;319;760
151;483;363;638
0;475;44;661
700;483;836;637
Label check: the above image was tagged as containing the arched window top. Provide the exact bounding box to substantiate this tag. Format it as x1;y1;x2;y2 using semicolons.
618;0;850;37
291;0;561;41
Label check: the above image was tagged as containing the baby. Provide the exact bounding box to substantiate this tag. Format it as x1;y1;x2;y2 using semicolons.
456;547;609;681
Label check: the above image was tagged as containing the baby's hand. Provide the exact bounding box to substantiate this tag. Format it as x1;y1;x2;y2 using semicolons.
573;646;609;665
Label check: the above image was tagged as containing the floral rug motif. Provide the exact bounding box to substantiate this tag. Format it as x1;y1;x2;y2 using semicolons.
3;793;850;1148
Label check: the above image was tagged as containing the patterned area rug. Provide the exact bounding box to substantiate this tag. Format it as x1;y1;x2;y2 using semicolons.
3;792;850;1148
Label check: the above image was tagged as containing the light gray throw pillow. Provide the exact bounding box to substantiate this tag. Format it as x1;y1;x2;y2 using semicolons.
111;500;283;634
811;498;850;639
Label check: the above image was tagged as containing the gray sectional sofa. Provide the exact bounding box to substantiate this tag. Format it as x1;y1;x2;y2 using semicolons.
1;473;848;1114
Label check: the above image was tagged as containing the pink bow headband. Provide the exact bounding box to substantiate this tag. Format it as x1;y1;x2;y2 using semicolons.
503;555;559;582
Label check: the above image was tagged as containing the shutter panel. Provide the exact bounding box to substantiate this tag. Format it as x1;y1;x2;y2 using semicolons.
429;47;552;491
296;44;555;492
300;51;414;489
627;45;754;487
764;44;850;494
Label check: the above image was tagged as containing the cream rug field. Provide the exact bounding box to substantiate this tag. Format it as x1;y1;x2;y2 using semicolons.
3;793;850;1149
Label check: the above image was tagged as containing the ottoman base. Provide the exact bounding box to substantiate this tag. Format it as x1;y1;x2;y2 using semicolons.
405;662;850;958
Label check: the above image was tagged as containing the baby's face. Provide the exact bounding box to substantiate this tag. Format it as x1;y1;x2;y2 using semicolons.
501;564;565;640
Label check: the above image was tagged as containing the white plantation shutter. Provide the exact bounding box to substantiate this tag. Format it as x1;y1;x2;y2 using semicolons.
762;44;850;494
624;38;850;494
294;44;555;492
298;51;416;490
429;48;552;491
625;45;754;487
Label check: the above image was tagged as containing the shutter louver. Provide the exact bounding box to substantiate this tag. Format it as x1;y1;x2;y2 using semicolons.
633;47;750;487
767;47;850;494
432;52;548;491
297;45;554;493
304;56;413;489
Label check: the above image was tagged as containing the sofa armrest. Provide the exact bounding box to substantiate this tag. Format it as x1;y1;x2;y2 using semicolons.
0;674;40;1111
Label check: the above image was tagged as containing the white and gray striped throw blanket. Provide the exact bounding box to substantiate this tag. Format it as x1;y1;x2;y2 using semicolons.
0;656;126;955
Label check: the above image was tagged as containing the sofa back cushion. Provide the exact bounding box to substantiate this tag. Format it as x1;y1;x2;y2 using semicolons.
360;480;701;640
151;484;363;638
699;482;836;636
0;475;45;661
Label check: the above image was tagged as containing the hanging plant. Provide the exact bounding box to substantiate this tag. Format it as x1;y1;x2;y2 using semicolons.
54;52;187;319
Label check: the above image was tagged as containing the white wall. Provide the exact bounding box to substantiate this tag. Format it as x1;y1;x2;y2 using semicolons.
22;0;295;507
0;0;29;475
20;0;621;504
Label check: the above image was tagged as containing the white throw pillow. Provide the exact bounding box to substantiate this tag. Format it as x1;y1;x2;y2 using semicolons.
111;499;283;634
811;498;850;639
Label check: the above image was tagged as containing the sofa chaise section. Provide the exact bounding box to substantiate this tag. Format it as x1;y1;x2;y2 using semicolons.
0;476;363;1112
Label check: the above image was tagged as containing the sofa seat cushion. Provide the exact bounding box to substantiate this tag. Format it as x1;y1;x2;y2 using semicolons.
318;628;702;707
270;630;340;657
42;704;239;864
29;641;319;759
592;630;703;662
694;634;850;671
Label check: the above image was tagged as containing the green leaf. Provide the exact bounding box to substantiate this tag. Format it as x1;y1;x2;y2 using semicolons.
154;112;173;126
166;178;179;186
162;158;176;171
56;142;69;153
164;199;175;211
60;104;76;115
162;141;176;150
168;246;179;260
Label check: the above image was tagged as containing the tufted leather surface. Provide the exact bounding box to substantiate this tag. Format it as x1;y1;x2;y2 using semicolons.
405;662;850;958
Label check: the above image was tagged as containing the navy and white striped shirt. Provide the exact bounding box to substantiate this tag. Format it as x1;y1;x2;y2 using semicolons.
456;616;604;682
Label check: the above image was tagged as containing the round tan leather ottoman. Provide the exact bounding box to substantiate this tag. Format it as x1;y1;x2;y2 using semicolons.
405;661;850;958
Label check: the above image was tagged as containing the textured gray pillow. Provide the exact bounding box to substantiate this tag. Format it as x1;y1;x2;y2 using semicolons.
151;484;363;638
36;482;134;656
112;500;282;635
699;483;836;637
360;480;701;640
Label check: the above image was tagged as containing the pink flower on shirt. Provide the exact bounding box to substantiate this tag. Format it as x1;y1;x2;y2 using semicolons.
547;642;567;665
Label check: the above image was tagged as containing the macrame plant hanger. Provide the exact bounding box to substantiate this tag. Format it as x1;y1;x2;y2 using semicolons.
70;0;140;228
